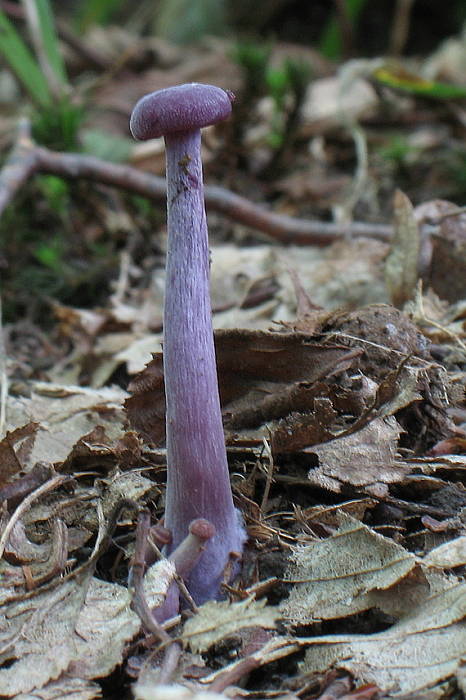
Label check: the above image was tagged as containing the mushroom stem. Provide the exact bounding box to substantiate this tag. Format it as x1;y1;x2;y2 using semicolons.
163;130;244;604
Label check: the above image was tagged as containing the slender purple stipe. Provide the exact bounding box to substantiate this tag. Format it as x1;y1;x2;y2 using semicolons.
130;83;246;606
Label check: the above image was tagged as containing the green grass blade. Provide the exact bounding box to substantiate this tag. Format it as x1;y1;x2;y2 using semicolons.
0;10;51;106
320;0;368;60
34;0;68;85
77;0;123;30
374;66;466;100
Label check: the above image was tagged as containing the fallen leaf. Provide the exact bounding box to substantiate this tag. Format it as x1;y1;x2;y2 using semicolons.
423;535;466;569
13;676;101;700
6;383;128;468
307;417;409;492
385;190;420;308
0;574;91;695
126;329;360;445
143;558;176;609
69;578;140;679
300;581;466;694
281;512;423;623
182;597;278;654
133;683;228;700
0;423;40;487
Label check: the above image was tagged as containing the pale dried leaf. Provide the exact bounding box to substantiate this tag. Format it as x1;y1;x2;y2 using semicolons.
116;334;163;374
281;512;420;623
423;536;466;569
182;597;278;654
307;417;410;491
14;676;101;699
374;365;422;417
6;383;127;468
0;572;138;696
133;683;228;700
69;578;140;679
210;244;277;311
458;664;466;695
385;189;420;308
300;581;466;694
102;471;160;521
275;240;389;316
301;76;378;131
0;575;90;695
143;558;176;609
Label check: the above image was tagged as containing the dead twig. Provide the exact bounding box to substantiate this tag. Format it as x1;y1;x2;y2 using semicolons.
209;654;261;693
0;127;393;246
130;509;182;683
316;674;352;700
0;295;7;438
389;0;415;57
0;474;71;559
0;119;38;215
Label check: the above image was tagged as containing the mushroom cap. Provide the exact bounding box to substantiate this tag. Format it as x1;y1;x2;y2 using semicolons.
130;83;234;140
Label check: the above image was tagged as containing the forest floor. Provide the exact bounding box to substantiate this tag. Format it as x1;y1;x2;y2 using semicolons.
1;12;466;700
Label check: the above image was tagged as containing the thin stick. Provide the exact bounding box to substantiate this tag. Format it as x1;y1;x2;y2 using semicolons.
390;0;415;57
0;119;38;214
0;474;71;559
0;129;393;246
0;294;7;438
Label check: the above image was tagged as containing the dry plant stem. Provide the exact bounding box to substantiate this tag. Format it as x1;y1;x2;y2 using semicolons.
0;295;7;438
209;655;261;693
0;120;37;214
130;509;173;644
0;474;71;559
389;0;415;56
317;674;353;700
131;510;182;680
0;138;393;246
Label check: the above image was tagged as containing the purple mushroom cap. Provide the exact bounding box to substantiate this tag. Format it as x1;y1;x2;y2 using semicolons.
130;83;234;140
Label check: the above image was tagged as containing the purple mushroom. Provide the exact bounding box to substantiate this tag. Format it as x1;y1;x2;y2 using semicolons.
130;83;246;605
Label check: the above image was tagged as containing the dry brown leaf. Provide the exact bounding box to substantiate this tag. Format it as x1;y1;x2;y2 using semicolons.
68;578;140;680
423;535;466;569
126;329;359;445
307;417;409;492
300;581;466;694
281;512;423;623
0;575;91;695
385;189;420;308
182;597;278;654
271;399;336;453
6;383;127;468
0;423;40;487
13;676;101;700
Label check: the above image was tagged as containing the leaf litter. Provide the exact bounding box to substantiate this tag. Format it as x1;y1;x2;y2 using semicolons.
3;22;466;700
2;268;466;698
